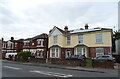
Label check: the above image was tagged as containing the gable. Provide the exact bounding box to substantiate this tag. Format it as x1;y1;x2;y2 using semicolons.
50;27;62;36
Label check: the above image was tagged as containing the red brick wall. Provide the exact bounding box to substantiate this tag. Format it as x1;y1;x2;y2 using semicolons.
88;47;111;58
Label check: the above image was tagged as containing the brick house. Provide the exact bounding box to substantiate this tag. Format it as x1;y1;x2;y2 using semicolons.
48;24;112;60
2;37;23;59
23;33;48;59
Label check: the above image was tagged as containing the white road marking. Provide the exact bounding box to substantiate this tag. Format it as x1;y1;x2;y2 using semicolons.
3;66;21;70
30;70;73;77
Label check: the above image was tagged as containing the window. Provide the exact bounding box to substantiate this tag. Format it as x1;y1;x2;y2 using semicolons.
51;48;59;58
96;34;103;43
77;48;82;55
67;35;71;45
78;35;83;44
15;43;17;47
24;41;30;47
37;39;44;47
7;42;11;48
96;48;104;57
36;50;43;58
56;48;59;57
51;48;55;57
2;43;6;48
53;36;58;45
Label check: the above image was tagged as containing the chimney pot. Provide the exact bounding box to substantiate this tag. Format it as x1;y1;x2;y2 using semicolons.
11;37;14;40
85;24;89;29
64;26;68;32
2;38;4;41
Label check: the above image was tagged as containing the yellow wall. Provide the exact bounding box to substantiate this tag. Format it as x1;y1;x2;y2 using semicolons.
49;31;112;48
84;31;112;47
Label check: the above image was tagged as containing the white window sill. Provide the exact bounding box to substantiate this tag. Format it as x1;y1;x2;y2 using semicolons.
37;45;44;47
50;57;60;58
96;42;103;44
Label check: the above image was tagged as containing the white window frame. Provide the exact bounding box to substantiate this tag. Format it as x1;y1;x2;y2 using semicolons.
15;43;17;47
51;48;59;58
36;49;44;58
76;48;82;55
96;48;104;57
78;35;83;44
96;34;103;44
24;41;30;47
53;36;58;45
67;35;71;45
37;39;44;47
51;48;55;58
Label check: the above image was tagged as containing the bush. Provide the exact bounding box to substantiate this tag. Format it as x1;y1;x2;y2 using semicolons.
85;58;93;67
17;51;31;60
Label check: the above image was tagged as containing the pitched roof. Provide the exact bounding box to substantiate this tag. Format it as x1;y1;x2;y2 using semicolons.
32;33;48;40
69;28;112;34
55;26;66;34
24;33;48;41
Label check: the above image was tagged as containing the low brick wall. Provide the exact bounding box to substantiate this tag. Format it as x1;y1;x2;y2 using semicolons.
16;58;46;63
29;58;46;63
48;59;86;66
92;61;114;69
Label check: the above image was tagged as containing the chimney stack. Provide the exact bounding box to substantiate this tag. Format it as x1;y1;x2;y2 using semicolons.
85;24;89;29
11;37;14;40
64;26;68;32
2;38;4;41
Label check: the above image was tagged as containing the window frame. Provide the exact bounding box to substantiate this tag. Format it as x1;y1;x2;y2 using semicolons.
78;34;83;44
96;34;103;44
96;48;104;57
51;48;60;58
53;36;58;45
67;35;71;45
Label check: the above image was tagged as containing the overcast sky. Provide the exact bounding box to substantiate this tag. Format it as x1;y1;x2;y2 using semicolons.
0;0;119;40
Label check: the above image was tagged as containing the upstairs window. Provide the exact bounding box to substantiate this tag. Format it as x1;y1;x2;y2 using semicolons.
15;43;17;47
78;35;83;44
2;43;6;48
96;34;103;43
7;42;11;48
23;41;30;47
53;36;58;45
67;35;71;45
37;39;44;47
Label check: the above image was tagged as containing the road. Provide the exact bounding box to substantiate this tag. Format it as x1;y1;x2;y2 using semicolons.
2;62;118;78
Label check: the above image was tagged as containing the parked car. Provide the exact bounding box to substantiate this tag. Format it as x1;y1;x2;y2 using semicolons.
65;55;86;61
92;55;116;62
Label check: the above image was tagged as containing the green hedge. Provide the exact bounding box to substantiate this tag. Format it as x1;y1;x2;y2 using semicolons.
85;58;93;67
17;51;31;60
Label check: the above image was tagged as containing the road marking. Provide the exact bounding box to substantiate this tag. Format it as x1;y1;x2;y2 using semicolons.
3;66;21;70
30;70;73;77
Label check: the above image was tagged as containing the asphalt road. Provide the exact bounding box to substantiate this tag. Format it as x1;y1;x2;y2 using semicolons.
2;62;118;78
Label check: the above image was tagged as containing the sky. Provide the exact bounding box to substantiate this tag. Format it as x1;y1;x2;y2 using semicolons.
0;0;119;41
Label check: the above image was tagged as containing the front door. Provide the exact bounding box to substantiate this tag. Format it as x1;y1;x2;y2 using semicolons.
65;50;71;58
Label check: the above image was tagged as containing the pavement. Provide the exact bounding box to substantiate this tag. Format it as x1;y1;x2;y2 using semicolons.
2;59;119;75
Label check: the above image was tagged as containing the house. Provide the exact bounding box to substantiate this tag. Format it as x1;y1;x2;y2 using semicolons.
0;39;2;59
1;37;23;59
48;24;112;59
23;33;48;59
1;38;7;59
